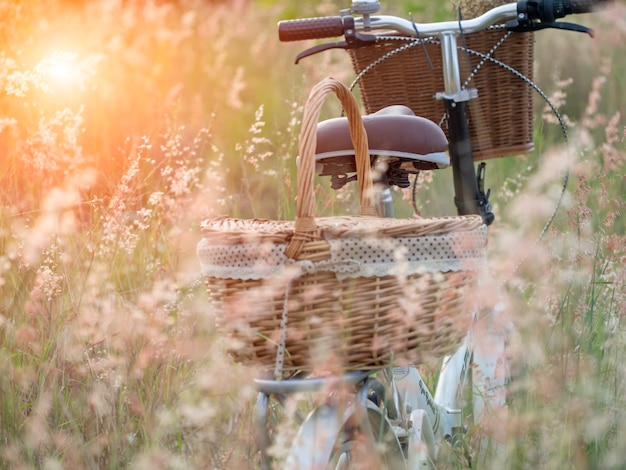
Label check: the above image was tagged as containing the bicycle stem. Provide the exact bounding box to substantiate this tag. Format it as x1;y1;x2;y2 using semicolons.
439;32;495;224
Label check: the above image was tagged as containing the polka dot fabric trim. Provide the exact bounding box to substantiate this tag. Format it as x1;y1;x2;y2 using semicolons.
197;240;295;279
197;225;487;280
328;226;487;278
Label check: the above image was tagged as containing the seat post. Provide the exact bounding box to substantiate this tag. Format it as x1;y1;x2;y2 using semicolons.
375;186;395;218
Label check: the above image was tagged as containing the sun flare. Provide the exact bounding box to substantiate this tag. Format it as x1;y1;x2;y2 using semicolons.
39;51;81;88
49;58;75;83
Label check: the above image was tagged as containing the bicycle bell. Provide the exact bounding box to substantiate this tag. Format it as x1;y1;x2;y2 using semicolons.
351;0;380;15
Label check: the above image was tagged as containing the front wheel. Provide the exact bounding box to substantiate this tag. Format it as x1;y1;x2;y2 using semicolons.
328;404;405;469
287;401;406;469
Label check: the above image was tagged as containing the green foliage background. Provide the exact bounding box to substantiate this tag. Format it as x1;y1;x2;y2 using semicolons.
0;0;624;468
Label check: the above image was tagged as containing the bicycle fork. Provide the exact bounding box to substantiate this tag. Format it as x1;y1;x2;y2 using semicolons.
391;361;466;468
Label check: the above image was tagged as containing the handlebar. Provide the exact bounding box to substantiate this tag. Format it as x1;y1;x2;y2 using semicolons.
278;0;611;41
278;4;518;41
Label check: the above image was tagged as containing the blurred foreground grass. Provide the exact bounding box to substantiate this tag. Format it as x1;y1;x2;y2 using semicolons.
0;0;624;468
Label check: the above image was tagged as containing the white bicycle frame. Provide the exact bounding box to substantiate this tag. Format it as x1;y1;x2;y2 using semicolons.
277;322;508;469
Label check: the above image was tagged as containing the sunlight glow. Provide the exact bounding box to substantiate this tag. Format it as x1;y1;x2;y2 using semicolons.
38;51;81;88
49;59;75;83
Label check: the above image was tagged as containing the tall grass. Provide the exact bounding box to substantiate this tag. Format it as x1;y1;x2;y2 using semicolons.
0;0;624;468
0;1;296;467
480;9;626;467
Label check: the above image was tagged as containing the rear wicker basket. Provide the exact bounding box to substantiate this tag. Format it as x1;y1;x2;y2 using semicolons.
349;28;535;160
198;78;487;373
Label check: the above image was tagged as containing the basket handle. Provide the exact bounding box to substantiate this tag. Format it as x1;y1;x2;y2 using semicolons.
285;77;376;260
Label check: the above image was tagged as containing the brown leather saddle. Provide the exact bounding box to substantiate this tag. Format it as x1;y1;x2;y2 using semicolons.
314;105;449;188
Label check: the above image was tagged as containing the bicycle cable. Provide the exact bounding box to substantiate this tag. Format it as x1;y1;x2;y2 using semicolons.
347;28;571;285
456;32;570;285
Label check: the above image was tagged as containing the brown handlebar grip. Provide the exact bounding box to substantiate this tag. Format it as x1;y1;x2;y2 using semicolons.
278;17;344;42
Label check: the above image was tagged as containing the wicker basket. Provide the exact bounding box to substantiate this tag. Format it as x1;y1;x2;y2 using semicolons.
349;28;535;160
198;78;487;373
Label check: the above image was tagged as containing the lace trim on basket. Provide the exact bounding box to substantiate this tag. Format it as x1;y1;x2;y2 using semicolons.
198;225;487;280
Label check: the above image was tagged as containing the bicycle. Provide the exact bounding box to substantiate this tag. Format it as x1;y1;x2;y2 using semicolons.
200;0;611;468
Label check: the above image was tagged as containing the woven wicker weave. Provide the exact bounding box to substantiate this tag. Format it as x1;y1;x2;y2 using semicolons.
198;78;487;372
349;28;535;160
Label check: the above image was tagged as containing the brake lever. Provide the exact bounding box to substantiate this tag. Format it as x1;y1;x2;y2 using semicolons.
506;19;594;37
295;41;348;64
295;16;377;64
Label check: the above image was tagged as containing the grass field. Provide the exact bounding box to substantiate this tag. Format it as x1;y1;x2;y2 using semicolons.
0;0;624;468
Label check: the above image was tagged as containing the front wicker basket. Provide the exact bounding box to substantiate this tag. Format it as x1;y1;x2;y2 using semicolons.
198;78;487;373
349;28;535;160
